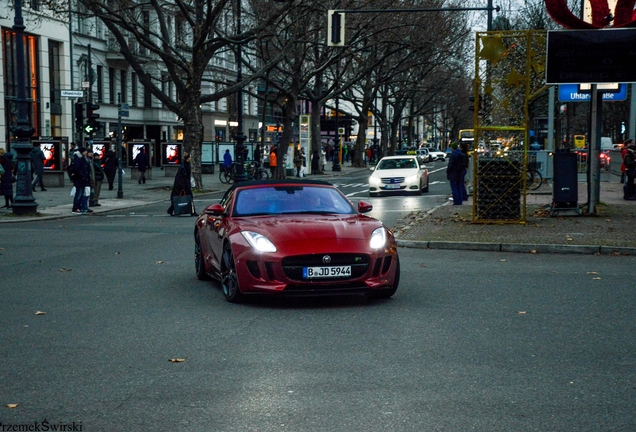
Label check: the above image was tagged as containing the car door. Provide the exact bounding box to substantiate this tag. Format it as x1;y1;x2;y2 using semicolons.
204;189;234;276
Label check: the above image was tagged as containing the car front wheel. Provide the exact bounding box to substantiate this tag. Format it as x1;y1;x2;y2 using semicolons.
221;243;243;303
195;230;211;281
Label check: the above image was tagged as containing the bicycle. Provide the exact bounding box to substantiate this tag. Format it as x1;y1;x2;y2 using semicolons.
525;166;543;191
246;161;270;180
219;165;234;184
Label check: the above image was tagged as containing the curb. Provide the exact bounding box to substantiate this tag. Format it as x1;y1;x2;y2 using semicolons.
396;239;636;256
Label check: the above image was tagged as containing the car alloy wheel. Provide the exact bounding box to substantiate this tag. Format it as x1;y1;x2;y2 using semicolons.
221;243;243;303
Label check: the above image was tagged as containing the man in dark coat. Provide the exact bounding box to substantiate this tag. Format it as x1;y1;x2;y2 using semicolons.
71;147;91;214
1;151;15;208
446;142;464;205
30;142;46;192
167;152;196;216
103;149;118;190
133;148;150;184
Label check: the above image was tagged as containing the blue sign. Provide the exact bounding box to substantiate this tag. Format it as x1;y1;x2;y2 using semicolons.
558;84;628;102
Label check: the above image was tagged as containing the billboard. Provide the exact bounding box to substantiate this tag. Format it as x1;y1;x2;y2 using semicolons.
127;142;150;167
162;143;182;165
33;140;62;171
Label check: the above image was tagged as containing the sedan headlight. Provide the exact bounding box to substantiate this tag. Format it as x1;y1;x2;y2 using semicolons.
369;175;381;186
404;174;418;184
241;231;277;252
370;227;387;249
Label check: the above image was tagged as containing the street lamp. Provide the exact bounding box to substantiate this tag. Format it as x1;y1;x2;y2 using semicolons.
11;0;38;215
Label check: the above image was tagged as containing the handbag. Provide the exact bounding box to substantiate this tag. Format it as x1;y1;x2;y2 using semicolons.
172;191;193;216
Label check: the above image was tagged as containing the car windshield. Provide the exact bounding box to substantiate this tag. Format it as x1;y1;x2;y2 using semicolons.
377;158;418;170
233;185;356;216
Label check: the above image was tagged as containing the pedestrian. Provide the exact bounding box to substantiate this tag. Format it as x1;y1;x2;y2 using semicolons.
223;149;233;171
1;149;15;208
71;147;91;214
460;141;470;201
269;146;277;177
623;140;636;200
300;148;307;177
90;151;106;206
167;152;197;216
320;146;327;173
446;142;464;205
254;144;262;165
133;147;149;184
311;150;320;175
293;148;303;177
30;142;47;192
103;149;118;190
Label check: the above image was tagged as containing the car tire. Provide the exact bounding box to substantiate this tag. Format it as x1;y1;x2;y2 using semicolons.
221;243;243;303
368;256;400;300
195;230;211;281
422;179;429;193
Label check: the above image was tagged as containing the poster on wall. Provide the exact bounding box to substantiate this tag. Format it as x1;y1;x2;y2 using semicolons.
162;143;182;165
33;140;62;171
127;142;150;167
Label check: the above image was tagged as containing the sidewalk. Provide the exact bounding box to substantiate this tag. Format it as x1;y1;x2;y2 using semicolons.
395;180;636;255
0;164;359;223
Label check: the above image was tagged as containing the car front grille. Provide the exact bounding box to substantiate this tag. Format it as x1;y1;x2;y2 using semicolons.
380;177;405;184
282;253;370;281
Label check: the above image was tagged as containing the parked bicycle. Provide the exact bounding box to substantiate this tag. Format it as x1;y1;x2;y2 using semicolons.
219;161;269;184
525;165;543;191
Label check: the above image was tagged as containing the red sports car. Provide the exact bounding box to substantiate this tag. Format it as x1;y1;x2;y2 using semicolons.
194;179;400;303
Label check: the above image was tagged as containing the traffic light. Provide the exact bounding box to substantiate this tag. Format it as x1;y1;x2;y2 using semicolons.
328;10;345;46
85;102;100;135
74;102;84;130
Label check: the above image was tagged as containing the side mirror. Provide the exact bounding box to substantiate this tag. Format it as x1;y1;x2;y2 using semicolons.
358;201;373;213
205;203;225;216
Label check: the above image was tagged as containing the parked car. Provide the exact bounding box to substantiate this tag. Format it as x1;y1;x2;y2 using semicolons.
368;155;429;197
194;179;400;302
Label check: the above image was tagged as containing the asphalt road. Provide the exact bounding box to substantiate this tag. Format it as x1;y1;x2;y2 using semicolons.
1;214;635;431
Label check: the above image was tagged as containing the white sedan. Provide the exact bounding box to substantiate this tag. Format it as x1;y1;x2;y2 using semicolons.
368;156;429;197
428;148;447;161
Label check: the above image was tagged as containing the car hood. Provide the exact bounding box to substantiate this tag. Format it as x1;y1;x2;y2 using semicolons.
234;214;382;241
371;168;420;178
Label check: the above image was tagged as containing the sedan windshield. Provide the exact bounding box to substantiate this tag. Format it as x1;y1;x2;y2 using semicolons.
234;186;356;216
377;158;418;170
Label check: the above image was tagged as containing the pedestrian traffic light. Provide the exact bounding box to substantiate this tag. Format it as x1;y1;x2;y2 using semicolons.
328;10;345;46
85;102;100;135
74;102;84;130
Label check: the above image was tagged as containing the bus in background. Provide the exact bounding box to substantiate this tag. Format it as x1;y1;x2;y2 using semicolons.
458;129;474;154
574;134;586;149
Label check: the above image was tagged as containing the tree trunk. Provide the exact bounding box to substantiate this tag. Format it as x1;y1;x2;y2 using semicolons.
181;93;203;188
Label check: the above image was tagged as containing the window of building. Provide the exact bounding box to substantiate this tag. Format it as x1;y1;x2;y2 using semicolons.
120;70;127;103
131;72;137;107
2;29;40;143
96;65;103;103
109;67;115;104
144;83;152;108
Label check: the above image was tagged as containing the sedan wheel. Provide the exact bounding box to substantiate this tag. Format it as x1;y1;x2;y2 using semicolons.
195;231;210;281
221;243;243;303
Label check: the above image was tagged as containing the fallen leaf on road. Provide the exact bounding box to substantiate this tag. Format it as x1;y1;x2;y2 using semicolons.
517;311;527;314
35;311;46;315
605;219;611;222
156;261;164;264
500;259;506;262
115;252;121;255
592;277;601;280
587;272;598;275
530;250;537;254
6;404;18;409
58;268;72;272
169;358;185;363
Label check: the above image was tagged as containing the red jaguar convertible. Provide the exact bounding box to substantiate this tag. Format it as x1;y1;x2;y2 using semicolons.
194;179;400;303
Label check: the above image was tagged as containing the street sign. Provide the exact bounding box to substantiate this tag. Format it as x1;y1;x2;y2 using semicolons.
558;84;628;102
119;103;130;117
61;90;84;98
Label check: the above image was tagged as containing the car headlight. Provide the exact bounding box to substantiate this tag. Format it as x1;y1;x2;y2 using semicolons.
241;231;277;252
405;174;418;184
370;227;387;249
369;175;381;186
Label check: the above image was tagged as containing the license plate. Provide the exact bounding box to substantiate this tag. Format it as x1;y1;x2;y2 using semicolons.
303;266;351;278
384;184;400;189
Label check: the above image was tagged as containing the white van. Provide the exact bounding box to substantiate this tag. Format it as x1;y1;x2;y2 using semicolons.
600;137;613;150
